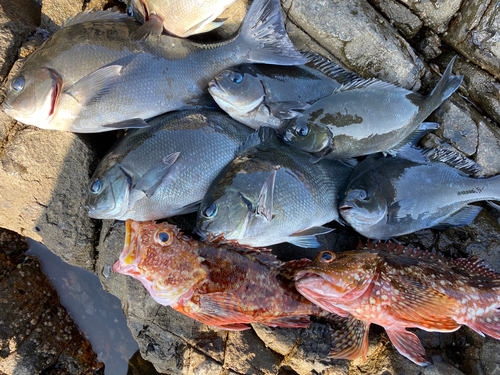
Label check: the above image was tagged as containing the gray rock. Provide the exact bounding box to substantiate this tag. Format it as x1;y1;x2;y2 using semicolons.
397;0;461;34
368;0;423;38
420;33;442;59
41;0;86;34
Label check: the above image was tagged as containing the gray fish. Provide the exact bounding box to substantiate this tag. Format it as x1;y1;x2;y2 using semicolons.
86;109;253;221
196;127;353;248
3;0;305;133
282;57;463;161
127;0;240;38
339;150;499;239
208;53;359;130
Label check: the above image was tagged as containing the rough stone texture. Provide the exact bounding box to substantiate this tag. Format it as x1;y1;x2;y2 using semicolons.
41;0;86;34
396;0;462;34
0;228;103;374
444;0;500;80
368;0;423;38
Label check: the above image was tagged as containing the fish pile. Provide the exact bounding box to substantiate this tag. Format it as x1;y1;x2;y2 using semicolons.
4;0;500;367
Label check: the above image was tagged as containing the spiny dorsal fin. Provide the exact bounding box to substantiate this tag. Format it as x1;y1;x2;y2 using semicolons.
333;77;405;94
423;148;482;175
451;256;500;280
302;52;359;84
359;240;447;263
62;10;131;28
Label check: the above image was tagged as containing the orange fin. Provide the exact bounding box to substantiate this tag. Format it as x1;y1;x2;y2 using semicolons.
385;327;429;366
263;315;311;328
467;310;500;340
195;293;249;327
327;315;370;362
214;323;251;331
451;256;500;281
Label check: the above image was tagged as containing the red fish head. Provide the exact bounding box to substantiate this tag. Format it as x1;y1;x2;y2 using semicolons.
113;220;207;306
295;250;379;308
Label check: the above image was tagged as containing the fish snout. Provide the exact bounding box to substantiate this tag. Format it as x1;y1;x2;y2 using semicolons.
339;202;353;212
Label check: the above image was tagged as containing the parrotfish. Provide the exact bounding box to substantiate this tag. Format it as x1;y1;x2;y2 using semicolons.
295;242;500;366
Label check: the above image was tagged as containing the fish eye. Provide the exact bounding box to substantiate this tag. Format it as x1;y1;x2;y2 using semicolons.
126;6;133;16
202;203;217;219
358;190;369;200
295;125;309;137
319;251;336;263
230;72;243;84
12;77;25;92
90;178;102;194
155;230;173;246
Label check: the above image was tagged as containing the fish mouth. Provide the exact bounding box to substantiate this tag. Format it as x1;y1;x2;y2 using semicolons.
112;219;142;275
339;204;353;212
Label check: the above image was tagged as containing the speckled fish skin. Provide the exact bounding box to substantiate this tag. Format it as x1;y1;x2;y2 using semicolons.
112;220;333;331
339;153;500;239
295;242;500;366
208;53;359;130
196;128;353;248
85;109;253;221
3;0;306;133
128;0;240;37
281;57;463;159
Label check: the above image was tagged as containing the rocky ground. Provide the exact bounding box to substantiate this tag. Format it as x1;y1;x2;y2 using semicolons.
0;0;500;374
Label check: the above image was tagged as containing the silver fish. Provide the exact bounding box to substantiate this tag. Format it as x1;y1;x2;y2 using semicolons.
3;0;305;133
282;57;463;161
127;0;240;38
196;127;353;248
208;53;359;130
86;110;253;221
339;150;499;239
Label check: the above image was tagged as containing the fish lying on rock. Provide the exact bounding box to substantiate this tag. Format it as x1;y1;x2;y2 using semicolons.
282;56;462;161
339;149;497;239
208;53;359;130
196;127;353;248
112;220;362;334
295;241;500;365
127;0;240;38
86;109;253;221
3;0;305;132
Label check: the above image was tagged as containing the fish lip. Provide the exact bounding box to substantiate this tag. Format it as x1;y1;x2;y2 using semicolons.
339;203;353;211
113;219;141;274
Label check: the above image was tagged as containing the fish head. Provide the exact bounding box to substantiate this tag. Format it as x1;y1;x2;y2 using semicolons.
282;117;331;155
126;0;147;24
3;68;62;127
295;250;378;306
113;220;207;306
86;164;132;220
339;184;388;229
208;66;265;118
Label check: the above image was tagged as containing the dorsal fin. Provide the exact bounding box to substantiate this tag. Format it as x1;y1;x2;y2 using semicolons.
333;77;407;94
451;256;500;280
359;240;447;263
302;52;359;84
423;148;482;175
62;10;131;29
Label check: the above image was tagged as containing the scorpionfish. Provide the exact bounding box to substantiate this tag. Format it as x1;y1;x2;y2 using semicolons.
295;241;500;366
113;219;356;333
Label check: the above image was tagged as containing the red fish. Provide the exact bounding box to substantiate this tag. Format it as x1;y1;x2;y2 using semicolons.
295;241;500;366
113;220;345;331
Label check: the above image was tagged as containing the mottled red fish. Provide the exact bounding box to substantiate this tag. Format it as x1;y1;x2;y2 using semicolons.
113;220;345;331
295;241;500;366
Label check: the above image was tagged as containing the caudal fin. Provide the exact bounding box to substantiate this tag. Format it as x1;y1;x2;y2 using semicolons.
236;0;306;65
427;56;463;107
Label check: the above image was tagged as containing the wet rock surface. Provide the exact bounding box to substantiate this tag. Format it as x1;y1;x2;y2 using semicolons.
0;228;103;374
0;0;500;374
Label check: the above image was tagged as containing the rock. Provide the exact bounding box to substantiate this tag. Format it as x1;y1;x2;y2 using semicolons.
420;33;442;59
444;1;500;79
0;229;103;374
368;0;423;39
397;0;461;34
41;0;85;34
281;0;425;90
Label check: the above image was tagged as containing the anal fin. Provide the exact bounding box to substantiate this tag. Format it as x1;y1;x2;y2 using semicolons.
263;315;311;328
430;205;482;229
385;327;429;366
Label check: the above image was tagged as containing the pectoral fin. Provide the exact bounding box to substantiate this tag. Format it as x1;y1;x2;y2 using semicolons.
197;293;249;327
328;315;370;362
101;118;150;130
255;170;276;221
287;226;334;248
385;327;429;366
388;199;417;220
184;20;225;37
133;152;180;197
268;101;310;120
130;14;164;41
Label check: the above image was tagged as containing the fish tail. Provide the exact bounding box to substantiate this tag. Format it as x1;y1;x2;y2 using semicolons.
427;56;463;108
467;308;500;340
236;0;306;65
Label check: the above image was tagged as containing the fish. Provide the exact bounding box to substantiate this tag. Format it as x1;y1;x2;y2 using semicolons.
208;53;359;131
295;241;500;366
281;56;463;161
85;109;253;221
127;0;240;38
338;149;498;239
112;219;342;331
195;127;353;248
2;0;306;133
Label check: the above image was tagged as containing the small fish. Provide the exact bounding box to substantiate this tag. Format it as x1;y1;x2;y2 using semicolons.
112;219;342;331
282;57;463;161
127;0;240;38
295;242;500;366
86;109;253;221
208;53;359;130
339;150;497;239
3;0;305;133
196;127;353;248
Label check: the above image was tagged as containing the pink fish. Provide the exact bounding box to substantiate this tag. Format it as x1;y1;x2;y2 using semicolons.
295;241;500;365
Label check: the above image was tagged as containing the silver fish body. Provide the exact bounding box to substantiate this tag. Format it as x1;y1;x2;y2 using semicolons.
196;127;353;248
3;0;305;133
282;57;463;160
340;153;500;239
208;53;359;131
86;109;253;221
